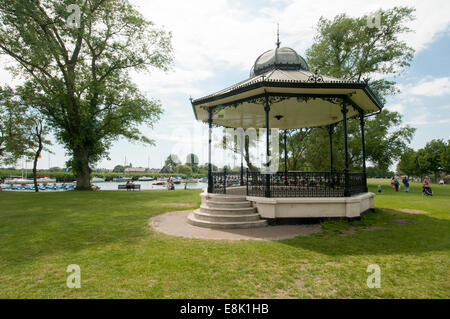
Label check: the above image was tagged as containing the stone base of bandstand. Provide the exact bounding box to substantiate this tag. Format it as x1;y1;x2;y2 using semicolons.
247;192;375;220
206;187;375;220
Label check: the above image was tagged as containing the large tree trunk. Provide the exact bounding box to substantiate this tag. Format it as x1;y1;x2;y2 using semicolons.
244;140;257;171
74;148;91;190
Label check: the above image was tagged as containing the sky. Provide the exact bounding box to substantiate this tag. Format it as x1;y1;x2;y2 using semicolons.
1;0;450;170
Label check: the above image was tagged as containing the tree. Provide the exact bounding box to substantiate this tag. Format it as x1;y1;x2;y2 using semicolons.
175;164;192;176
219;128;260;171
165;154;181;170
420;139;446;181
278;129;311;171
113;165;125;173
287;7;417;172
440;140;450;174
366;166;394;178
185;153;199;173
30;117;52;192
0;0;173;189
306;6;415;103
0;86;30;165
0;87;51;188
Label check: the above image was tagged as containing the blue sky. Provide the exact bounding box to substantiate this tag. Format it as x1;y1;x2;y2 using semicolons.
1;0;449;170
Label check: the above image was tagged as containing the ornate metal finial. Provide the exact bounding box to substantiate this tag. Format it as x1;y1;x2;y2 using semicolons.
276;23;281;48
307;69;324;83
189;96;193;104
363;77;370;84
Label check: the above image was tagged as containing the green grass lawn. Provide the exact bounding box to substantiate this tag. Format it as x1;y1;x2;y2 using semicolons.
0;180;449;299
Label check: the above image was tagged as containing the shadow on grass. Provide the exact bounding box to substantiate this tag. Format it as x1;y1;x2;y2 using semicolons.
278;208;450;256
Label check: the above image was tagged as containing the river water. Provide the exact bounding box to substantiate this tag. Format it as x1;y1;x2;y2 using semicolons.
94;181;208;191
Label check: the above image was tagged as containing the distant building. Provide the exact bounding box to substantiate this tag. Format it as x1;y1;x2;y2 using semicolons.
124;167;147;173
148;168;160;174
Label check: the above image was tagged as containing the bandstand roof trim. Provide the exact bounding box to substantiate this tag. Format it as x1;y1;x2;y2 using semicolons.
191;52;384;130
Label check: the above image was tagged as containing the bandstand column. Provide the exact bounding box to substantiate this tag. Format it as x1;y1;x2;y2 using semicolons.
240;130;244;186
207;108;213;193
341;101;350;197
284;130;288;185
328;125;334;173
359;110;368;192
264;95;271;197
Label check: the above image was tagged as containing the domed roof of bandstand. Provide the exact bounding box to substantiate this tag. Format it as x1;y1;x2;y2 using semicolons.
191;38;383;130
250;46;309;77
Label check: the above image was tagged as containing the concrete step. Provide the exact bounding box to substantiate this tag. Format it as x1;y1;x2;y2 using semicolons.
205;194;247;202
199;205;257;215
206;200;252;208
193;210;261;222
187;213;268;229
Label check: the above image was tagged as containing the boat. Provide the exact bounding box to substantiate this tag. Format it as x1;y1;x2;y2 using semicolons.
113;176;132;182
138;176;155;181
92;177;105;183
199;177;208;183
37;176;57;184
4;177;34;185
152;181;166;186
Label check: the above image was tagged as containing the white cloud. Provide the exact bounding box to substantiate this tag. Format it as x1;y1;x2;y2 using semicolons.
129;0;450;98
406;113;429;126
386;103;405;114
402;77;450;96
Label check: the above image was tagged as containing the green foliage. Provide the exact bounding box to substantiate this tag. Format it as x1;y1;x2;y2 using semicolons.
0;86;51;168
0;0;173;189
165;154;181;170
306;6;415;103
113;165;125;173
185;153;199;173
175;164;192;176
399;139;449;180
366;166;394;178
280;7;417;172
0;86;31;164
440;140;450;174
282;110;415;171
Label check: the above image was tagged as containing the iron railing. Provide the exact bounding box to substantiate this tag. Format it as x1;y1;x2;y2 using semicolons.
211;170;243;194
210;170;366;197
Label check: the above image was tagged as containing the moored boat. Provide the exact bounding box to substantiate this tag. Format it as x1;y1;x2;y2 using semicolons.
138;176;155;181
113;176;132;183
92;176;105;183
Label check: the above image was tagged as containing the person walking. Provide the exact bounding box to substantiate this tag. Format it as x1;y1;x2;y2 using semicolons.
423;176;433;196
402;175;410;192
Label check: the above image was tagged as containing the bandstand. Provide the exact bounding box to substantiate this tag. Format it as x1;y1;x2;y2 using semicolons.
188;39;382;228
